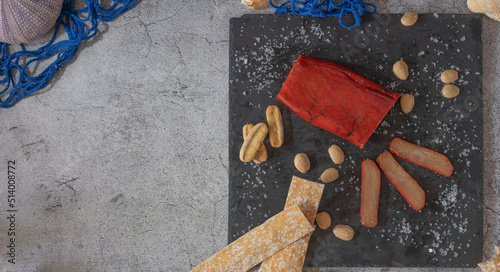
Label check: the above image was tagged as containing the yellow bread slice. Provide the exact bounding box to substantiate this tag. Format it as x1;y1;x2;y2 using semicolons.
190;204;315;272
259;176;325;272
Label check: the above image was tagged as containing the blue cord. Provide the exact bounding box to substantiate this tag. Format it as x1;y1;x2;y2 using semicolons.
269;0;376;29
0;0;138;108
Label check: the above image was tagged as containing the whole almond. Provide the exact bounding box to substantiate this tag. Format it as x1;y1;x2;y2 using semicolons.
321;168;339;183
442;84;460;98
393;60;409;80
328;144;345;164
401;11;418;26
440;69;458;83
333;224;355;241
400;94;415;114
316;212;332;230
294;153;310;173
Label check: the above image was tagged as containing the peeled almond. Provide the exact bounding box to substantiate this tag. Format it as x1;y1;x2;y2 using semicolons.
442;84;460;98
440;69;458;83
400;94;415;114
333;224;355;241
316;212;332;230
401;12;418;26
393;60;409;80
320;168;339;183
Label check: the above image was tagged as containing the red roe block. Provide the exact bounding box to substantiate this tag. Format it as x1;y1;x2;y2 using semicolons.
277;55;400;148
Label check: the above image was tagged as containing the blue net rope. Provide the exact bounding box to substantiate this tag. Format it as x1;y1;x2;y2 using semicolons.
0;0;138;108
269;0;376;29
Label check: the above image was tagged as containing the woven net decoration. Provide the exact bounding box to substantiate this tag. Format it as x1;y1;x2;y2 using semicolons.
0;0;138;108
269;0;377;28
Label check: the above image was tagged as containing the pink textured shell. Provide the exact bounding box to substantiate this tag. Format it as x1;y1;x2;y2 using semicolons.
0;0;64;44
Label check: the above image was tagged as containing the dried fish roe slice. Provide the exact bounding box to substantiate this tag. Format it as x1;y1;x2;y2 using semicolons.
376;151;425;211
389;137;453;177
360;159;381;228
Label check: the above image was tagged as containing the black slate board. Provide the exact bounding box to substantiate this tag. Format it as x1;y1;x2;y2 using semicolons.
228;14;483;268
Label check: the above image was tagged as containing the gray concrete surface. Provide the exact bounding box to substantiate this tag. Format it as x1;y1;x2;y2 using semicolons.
0;0;498;271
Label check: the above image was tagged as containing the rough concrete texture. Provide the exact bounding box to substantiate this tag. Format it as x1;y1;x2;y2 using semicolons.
0;0;497;271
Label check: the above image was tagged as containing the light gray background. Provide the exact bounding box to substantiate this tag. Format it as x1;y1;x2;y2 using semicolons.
0;0;497;271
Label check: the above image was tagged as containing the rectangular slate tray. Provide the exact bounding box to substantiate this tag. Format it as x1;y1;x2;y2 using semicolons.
228;14;483;267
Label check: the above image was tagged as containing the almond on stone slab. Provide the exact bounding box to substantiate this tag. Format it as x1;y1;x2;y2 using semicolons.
294;153;310;173
315;212;331;230
393;60;409;80
320;168;339;183
401;11;418;26
440;69;458;83
333;224;355;241
442;84;460;98
328;144;345;164
400;93;415;114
